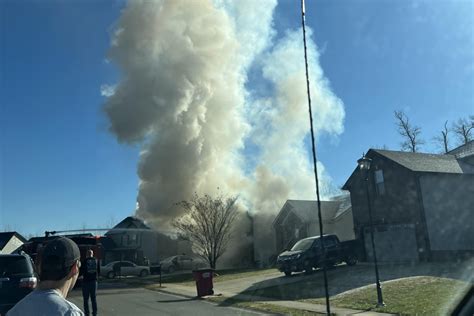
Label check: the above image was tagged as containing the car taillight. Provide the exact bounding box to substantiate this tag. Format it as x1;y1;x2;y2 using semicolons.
19;277;37;289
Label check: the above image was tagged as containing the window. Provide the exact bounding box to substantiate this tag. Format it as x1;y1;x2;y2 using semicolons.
374;169;385;195
324;237;337;248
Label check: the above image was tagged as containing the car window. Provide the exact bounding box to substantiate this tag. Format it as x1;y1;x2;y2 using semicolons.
0;256;33;276
324;237;337;247
291;239;313;251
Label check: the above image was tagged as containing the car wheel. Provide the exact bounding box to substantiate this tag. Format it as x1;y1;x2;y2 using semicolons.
107;271;115;279
140;269;149;277
284;271;292;277
168;266;175;274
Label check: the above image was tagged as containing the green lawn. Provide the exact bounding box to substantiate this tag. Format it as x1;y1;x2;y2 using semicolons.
306;276;470;316
241;275;470;315
102;268;279;288
160;268;278;286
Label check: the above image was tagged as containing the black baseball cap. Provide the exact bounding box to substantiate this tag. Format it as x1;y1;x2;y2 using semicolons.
40;237;81;281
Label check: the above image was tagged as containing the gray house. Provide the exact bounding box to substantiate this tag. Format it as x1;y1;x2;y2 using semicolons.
343;141;474;262
105;216;191;265
273;195;354;253
0;232;26;254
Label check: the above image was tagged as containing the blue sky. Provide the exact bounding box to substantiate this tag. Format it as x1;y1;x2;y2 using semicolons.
1;0;473;236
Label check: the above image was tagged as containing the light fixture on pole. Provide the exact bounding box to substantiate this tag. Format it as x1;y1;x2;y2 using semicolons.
358;154;385;307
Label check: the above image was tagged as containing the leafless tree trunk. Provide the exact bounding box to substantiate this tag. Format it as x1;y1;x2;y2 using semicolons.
433;120;450;153
452;117;473;145
173;194;238;269
394;110;424;152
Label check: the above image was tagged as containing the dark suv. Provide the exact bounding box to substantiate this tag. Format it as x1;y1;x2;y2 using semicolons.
0;253;37;316
276;234;358;276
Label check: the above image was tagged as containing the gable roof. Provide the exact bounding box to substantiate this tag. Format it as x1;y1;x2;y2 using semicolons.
106;216;151;235
273;195;351;226
0;232;27;250
373;149;467;173
342;147;474;190
447;140;474;159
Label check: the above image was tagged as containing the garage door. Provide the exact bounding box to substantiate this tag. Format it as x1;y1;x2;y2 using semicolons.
364;224;419;262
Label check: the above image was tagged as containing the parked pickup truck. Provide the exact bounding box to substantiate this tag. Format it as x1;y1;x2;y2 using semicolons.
276;234;358;276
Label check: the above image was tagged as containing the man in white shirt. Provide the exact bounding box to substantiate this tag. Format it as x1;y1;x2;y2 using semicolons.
7;237;84;316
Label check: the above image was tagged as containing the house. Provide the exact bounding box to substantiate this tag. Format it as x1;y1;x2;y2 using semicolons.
252;195;355;267
343;141;474;262
0;232;27;254
273;195;355;253
104;216;191;265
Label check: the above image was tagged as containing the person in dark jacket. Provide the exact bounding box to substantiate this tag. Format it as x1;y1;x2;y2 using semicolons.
80;249;99;316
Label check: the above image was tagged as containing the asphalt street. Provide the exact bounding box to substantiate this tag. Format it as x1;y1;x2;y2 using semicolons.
69;287;271;316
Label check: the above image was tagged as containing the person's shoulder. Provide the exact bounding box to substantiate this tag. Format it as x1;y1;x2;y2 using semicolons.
64;299;85;316
6;291;37;315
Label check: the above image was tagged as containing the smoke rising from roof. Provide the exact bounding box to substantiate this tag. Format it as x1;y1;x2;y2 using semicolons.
103;0;345;229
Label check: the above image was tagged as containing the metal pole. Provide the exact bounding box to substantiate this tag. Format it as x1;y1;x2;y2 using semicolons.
301;1;331;314
364;173;385;307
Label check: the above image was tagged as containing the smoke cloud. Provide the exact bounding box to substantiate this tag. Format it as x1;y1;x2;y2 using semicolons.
103;0;345;234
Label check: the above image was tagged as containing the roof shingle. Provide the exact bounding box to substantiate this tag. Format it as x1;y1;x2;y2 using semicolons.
373;149;474;174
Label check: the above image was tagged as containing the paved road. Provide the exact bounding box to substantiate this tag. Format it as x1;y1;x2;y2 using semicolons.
69;287;271;316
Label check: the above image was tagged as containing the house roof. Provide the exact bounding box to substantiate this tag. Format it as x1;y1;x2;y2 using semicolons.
373;149;467;173
0;232;27;250
106;216;151;235
273;195;351;226
342;146;474;190
447;140;474;159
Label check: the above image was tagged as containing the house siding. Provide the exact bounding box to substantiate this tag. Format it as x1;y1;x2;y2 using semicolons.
419;173;474;252
1;236;24;254
349;153;427;261
332;211;355;241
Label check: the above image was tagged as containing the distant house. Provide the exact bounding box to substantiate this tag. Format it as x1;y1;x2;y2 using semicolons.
0;232;27;254
104;216;191;265
273;195;354;253
343;141;474;262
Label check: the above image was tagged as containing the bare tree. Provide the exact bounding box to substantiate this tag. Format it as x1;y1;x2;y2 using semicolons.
433;120;450;153
173;193;239;269
394;110;424;152
452;117;474;145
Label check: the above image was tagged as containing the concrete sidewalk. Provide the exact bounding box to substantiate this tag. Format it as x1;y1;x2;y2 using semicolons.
155;283;394;316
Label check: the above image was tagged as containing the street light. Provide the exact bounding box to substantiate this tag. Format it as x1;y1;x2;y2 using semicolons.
358;154;385;307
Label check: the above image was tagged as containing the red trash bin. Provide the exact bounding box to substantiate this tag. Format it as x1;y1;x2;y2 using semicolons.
192;268;215;297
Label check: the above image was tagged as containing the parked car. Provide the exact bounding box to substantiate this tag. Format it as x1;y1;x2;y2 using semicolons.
0;253;37;315
101;261;150;278
276;234;358;276
160;255;207;273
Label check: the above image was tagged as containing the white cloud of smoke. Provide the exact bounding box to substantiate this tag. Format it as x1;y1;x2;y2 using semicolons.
103;0;345;234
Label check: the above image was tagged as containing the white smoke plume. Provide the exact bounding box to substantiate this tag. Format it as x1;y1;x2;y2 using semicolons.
103;0;345;235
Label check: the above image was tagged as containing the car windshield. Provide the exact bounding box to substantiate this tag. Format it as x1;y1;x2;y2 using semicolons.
2;0;473;315
291;239;314;252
